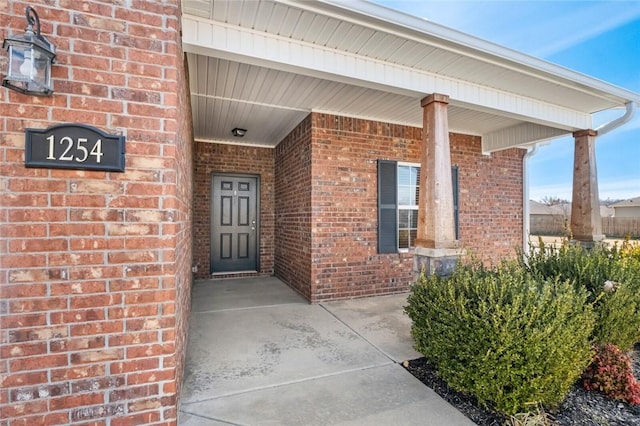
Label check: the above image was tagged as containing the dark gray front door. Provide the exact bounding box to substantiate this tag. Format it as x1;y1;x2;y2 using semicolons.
211;174;258;273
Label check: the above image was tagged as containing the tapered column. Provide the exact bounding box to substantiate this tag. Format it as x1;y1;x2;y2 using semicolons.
416;93;457;249
570;129;604;242
413;94;461;278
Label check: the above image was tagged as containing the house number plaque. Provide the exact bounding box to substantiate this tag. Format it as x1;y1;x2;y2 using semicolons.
25;124;125;172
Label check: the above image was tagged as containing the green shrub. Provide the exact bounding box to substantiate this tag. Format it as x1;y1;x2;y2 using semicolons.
593;278;640;351
406;261;595;416
621;238;640;262
522;240;640;350
582;343;640;405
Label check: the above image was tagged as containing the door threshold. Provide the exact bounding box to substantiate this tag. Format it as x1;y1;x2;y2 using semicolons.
210;271;258;277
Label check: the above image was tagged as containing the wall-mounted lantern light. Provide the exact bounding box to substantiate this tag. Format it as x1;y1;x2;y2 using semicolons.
2;6;56;96
232;128;247;137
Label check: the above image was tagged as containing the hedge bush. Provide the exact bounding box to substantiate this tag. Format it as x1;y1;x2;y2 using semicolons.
406;261;595;415
522;240;640;351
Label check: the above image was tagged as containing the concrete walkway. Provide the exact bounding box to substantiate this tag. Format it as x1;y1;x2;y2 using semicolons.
178;277;475;426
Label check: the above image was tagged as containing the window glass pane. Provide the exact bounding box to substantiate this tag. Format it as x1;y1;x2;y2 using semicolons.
398;186;411;205
400;188;415;206
409;210;418;228
409;229;417;247
398;166;411;186
397;165;420;249
399;166;419;207
399;209;409;228
409;167;418;186
398;229;409;249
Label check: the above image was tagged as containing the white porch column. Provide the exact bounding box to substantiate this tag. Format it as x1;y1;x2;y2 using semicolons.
570;129;604;243
414;93;462;277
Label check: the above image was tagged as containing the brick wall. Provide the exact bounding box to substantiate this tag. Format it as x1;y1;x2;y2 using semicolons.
307;113;523;300
451;134;525;264
0;1;191;424
171;49;194;421
192;143;275;278
308;114;421;301
274;116;313;300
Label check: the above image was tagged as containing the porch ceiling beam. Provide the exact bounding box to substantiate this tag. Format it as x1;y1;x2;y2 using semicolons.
482;123;570;153
182;15;592;132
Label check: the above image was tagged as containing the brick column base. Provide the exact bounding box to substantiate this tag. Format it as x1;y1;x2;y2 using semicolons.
413;247;464;279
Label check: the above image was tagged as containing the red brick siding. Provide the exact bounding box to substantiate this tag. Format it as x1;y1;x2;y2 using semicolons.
0;1;190;425
274;116;313;300
172;46;195;417
307;113;524;301
192;143;275;278
451;134;525;263
308;114;421;302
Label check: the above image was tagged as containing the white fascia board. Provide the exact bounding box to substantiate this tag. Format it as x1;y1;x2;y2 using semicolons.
311;0;640;106
482;123;569;154
183;15;592;131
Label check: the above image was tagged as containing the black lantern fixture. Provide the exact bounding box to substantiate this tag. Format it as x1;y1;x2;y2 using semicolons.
2;6;56;96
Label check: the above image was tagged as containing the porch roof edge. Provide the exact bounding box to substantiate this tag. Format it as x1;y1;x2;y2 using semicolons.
307;0;640;108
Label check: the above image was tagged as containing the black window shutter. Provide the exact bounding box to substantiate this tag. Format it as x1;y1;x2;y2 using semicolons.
378;160;398;253
452;165;459;240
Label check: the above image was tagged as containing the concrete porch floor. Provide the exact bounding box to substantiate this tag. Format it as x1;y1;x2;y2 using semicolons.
178;276;475;425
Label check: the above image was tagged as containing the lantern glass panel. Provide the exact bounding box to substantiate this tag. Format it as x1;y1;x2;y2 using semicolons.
4;42;53;95
32;47;51;89
7;44;31;82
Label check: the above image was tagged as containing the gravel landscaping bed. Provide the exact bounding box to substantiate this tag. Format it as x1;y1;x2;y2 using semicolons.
404;344;640;425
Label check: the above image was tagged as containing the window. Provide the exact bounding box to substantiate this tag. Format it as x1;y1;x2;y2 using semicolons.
378;160;459;253
398;164;419;249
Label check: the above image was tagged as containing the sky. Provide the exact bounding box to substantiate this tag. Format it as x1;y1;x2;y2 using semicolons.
374;0;640;203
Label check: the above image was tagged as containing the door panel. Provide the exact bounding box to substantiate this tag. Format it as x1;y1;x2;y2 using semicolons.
211;175;258;272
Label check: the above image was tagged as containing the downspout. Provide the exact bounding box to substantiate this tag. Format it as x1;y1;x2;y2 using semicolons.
522;144;539;256
595;101;636;136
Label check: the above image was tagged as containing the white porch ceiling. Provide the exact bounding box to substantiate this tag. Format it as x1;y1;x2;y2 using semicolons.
183;0;640;152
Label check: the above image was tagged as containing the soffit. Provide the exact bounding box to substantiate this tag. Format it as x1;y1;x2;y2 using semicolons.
188;55;522;145
183;0;639;150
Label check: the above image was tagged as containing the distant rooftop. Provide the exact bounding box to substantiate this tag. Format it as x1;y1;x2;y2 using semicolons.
610;196;640;208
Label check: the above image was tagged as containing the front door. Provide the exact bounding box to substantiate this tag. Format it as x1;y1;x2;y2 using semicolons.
211;174;259;273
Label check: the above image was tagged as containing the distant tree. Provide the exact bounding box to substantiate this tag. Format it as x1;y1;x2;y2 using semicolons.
540;196;570;206
538;196;572;237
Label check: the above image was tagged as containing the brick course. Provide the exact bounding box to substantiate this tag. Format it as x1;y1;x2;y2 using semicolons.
0;1;192;424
